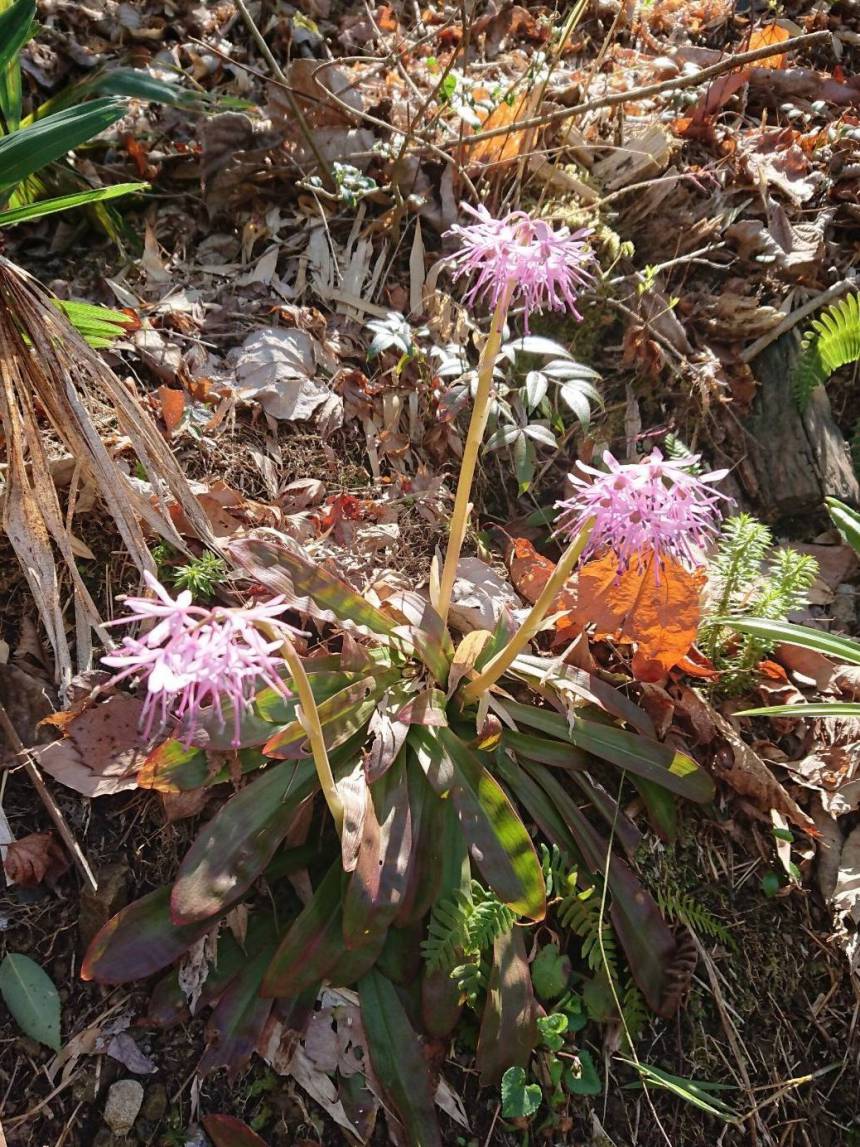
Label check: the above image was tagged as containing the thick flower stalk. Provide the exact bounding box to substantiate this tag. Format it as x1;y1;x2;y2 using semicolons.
436;206;594;625
102;572;294;746
554;448;729;573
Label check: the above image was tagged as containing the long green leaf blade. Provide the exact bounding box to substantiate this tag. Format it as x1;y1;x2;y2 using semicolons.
358;969;442;1147
0;0;35;130
171;760;317;924
0;181;147;226
826;497;860;555
717;617;860;666
503;701;713;802
736;702;860;718
0;98;126;196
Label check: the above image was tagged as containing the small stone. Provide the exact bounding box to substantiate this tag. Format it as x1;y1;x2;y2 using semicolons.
104;1079;144;1135
141;1083;167;1122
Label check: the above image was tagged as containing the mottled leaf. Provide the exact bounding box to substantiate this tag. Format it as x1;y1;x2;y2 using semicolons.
412;728;545;920
82;887;218;985
476;929;538;1085
171;761;317;924
359;969;442;1147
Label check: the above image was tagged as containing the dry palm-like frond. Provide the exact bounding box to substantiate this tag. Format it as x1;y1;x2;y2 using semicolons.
0;256;217;690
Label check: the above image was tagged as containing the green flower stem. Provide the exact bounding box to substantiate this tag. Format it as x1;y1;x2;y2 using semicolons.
436;281;515;626
260;624;344;833
460;520;594;703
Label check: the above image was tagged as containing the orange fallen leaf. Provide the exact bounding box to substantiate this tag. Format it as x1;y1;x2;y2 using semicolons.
458;87;542;172
157;386;185;435
569;552;705;680
747;22;791;69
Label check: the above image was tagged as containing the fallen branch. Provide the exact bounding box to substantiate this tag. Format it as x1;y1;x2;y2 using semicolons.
450;29;832;150
740;277;857;363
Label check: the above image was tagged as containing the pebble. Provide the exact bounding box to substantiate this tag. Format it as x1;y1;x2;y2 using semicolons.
104;1079;144;1135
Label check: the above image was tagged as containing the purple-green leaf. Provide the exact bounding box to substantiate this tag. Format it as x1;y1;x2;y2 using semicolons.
171;760;316;925
412;728;545;920
504;701;713;802
343;754;415;947
228;535;399;637
263;676;387;759
476;928;538;1085
81;887;218;985
261;863;343;998
359;969;442;1147
199;942;277;1078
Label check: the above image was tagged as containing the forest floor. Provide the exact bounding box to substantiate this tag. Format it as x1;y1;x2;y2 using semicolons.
1;1;860;1145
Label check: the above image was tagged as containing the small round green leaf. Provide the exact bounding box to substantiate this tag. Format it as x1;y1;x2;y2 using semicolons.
501;1066;542;1119
0;953;62;1050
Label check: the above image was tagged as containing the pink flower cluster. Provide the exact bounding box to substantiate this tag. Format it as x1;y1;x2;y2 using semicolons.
555;449;729;572
102;572;296;747
446;204;593;328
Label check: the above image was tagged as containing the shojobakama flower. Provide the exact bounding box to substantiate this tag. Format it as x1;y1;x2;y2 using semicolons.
555;448;730;572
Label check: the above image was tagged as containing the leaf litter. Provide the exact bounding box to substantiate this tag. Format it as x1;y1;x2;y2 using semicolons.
2;0;860;1145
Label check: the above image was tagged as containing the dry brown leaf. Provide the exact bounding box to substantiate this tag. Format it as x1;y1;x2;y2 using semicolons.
570;553;704;680
708;706;817;835
157;386;186;436
3;831;69;887
35;695;149;797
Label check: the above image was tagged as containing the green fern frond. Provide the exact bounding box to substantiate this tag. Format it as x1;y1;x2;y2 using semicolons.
451;956;488;1006
620;979;649;1050
422;889;474;973
467;884;516;952
657;889;734;948
558;883;619;983
793;292;860;411
540;843;569;899
422;881;515;976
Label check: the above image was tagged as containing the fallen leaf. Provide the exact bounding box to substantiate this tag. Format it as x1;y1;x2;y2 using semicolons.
3;832;69;888
231;328;340;424
570;553;704;679
34;695;149;797
450;556;523;634
708;706;818;835
157;386;185;436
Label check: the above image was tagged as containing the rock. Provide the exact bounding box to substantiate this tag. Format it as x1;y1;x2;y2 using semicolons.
104;1079;144;1135
141;1082;167;1122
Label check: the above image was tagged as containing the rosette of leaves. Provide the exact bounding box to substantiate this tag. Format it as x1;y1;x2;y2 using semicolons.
433;334;602;493
82;534;714;1140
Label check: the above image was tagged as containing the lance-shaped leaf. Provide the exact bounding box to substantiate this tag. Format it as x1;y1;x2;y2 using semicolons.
264;676;390;759
171;761;317;924
384;588;454;684
717;616;860;666
261;862;343;998
199;937;277;1078
228;535;398;637
202;1115;268;1147
343;754;414;948
359;969;442;1147
512;654;655;737
522;763;678;1016
503;701;712;802
81;887;220;985
254;668;369;724
476;929;538;1085
411;728;545;920
138;740;209;793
